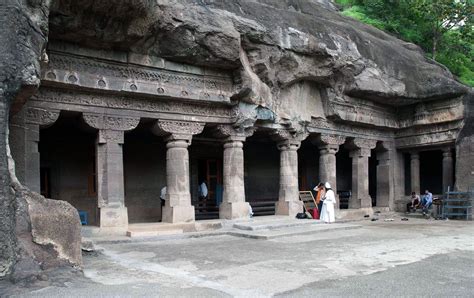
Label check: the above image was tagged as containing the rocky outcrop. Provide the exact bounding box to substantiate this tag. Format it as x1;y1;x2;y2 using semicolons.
455;91;474;191
48;0;468;105
0;0;82;280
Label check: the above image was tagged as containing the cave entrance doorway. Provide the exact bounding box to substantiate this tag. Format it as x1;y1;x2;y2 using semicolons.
190;127;223;220
244;131;279;216
123;120;166;223
39;111;99;226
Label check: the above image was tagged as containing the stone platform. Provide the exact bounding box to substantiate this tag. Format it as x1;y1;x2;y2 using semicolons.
82;215;364;245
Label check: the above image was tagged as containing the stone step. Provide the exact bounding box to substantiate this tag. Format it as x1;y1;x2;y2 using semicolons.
228;223;362;240
233;218;319;231
126;228;184;238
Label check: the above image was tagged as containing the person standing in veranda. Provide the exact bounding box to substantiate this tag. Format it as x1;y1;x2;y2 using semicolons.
313;182;325;218
320;182;336;223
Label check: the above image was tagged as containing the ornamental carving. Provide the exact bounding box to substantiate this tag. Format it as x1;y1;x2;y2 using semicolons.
82;113;139;131
33;88;233;119
43;52;233;100
318;134;346;146
215;125;255;140
26;108;60;126
153;120;205;138
98;130;124;144
353;138;377;150
272;130;308;149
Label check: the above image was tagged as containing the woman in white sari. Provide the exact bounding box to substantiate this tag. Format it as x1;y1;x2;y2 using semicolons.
320;182;336;223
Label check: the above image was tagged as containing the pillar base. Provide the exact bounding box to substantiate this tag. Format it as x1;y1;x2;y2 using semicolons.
219;201;251;220
349;197;372;209
162;205;195;223
100;206;128;229
275;200;304;217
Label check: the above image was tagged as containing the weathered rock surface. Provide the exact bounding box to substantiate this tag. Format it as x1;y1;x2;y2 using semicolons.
455;91;474;191
1;0;82;280
48;0;468;107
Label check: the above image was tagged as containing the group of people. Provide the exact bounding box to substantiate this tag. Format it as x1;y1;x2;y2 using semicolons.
313;182;336;223
407;190;433;214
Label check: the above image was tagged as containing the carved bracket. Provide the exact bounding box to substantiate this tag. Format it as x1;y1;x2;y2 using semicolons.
348;138;377;157
82;113;139;131
98;130;124;144
314;133;346;147
26;107;60;127
272;130;308;150
214;125;256;142
152;120;205;143
353;138;377;150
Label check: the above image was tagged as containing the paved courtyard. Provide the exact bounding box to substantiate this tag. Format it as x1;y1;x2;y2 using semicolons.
2;217;473;297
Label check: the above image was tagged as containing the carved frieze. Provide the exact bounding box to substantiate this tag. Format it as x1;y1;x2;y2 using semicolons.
32;88;233;120
395;120;462;148
26;107;60;126
308;117;393;140
42;51;233;103
398;97;464;128
327;96;399;129
82;113;139;131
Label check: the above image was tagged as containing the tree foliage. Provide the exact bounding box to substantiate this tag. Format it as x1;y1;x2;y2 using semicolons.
336;0;474;86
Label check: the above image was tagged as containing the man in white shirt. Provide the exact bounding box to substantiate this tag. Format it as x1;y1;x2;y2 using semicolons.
198;182;208;200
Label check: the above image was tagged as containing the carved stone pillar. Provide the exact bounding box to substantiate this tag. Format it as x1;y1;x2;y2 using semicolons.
83;113;139;230
410;152;420;194
349;139;377;209
273;131;308;217
376;147;393;208
215;125;255;219
442;148;454;193
9;107;59;193
153;120;205;223
316;134;346;195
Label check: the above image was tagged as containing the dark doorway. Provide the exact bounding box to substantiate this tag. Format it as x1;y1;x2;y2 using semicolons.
369;150;377;206
420;150;443;195
39;111;98;225
244;131;279;216
336;147;352;209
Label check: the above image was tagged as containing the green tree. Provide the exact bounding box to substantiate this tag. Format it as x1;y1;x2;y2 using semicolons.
335;0;474;86
413;0;473;60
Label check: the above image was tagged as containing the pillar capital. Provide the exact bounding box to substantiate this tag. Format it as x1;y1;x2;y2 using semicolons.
410;151;420;159
98;129;124;144
26;107;60;127
83;113;140;132
272;130;307;151
315;133;346;147
152;120;205;145
214;124;255;143
442;147;453;157
348;138;377;158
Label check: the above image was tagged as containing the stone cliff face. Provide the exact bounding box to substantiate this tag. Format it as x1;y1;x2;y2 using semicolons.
49;0;468;103
0;0;472;280
1;0;81;281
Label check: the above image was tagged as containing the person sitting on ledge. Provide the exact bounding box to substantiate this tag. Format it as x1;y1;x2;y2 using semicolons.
406;192;421;212
421;189;433;215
